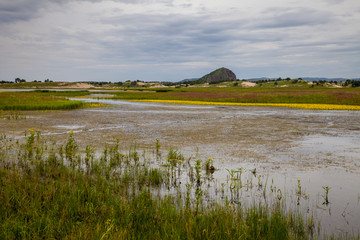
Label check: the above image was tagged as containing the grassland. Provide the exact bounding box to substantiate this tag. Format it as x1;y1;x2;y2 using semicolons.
103;85;360;110
0;131;326;239
0;91;95;110
109;87;360;104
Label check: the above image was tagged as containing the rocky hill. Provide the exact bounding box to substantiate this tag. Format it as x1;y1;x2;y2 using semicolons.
183;67;237;85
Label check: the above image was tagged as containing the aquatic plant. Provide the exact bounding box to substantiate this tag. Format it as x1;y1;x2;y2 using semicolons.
322;186;331;205
204;157;216;174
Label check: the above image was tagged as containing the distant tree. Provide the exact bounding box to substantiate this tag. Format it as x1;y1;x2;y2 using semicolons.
274;82;278;86
351;80;360;87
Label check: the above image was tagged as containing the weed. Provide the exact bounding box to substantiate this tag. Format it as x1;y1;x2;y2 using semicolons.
65;131;78;166
194;159;202;186
204;157;216;174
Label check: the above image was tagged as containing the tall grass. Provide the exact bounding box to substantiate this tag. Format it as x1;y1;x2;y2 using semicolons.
0;131;332;239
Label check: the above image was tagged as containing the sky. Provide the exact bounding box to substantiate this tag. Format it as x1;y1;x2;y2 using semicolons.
0;0;359;82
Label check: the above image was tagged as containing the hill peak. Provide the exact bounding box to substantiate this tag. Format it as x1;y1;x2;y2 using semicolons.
198;67;237;84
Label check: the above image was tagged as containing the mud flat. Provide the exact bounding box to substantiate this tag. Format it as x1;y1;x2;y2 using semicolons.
1;99;359;236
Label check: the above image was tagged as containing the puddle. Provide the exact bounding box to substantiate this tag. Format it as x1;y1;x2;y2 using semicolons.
297;134;359;153
54;125;85;130
72;98;217;109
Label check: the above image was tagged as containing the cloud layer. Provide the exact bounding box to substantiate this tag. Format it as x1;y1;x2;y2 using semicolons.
0;0;359;81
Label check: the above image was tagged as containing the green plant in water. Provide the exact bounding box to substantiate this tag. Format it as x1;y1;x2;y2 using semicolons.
204;157;215;174
155;139;161;159
257;175;263;189
65;131;78;166
167;147;184;167
129;143;139;164
322;186;330;205
296;179;302;196
148;168;163;186
226;168;242;191
25;128;35;160
277;189;283;201
84;145;94;170
194;159;202;186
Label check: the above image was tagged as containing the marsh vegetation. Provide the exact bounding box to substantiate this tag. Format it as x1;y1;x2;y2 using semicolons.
0;91;103;110
1;131;325;239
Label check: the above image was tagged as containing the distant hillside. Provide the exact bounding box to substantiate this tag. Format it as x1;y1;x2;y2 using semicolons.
301;77;360;82
182;67;237;85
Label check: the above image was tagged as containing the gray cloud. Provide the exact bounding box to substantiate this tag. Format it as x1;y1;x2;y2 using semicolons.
0;0;359;81
97;14;241;61
255;8;334;29
0;0;44;23
0;0;172;23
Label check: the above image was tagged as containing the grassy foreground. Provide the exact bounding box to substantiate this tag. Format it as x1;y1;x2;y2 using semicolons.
0;131;320;239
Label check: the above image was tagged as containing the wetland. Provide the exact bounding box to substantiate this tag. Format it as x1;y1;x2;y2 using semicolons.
1;97;360;238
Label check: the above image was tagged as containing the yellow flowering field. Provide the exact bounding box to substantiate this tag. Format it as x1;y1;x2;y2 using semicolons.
132;100;360;110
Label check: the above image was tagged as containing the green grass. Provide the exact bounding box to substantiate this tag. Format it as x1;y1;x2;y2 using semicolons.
0;91;90;110
0;131;330;239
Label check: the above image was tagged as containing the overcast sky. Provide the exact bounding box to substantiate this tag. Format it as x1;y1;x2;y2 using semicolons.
0;0;359;82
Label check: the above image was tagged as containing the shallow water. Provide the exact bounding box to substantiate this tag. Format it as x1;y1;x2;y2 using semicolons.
1;99;359;236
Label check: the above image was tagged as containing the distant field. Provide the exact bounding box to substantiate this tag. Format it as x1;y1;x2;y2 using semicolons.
109;87;360;106
1;81;360;110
